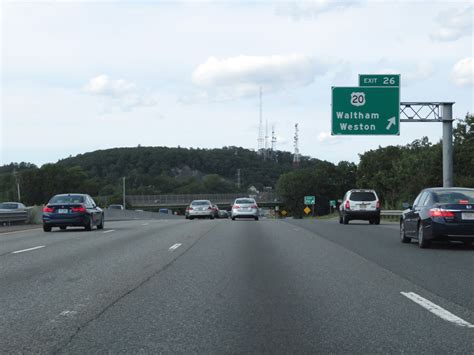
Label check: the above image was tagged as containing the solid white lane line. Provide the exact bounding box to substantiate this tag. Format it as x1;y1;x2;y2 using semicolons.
401;292;474;328
102;229;115;234
169;243;182;251
12;245;45;254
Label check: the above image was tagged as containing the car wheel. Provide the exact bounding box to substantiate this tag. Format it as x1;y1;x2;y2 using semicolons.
369;220;374;225
232;217;236;221
60;226;67;230
97;216;104;230
210;215;214;220
189;217;194;220
375;218;380;225
343;214;349;224
254;216;259;221
43;225;52;232
417;223;430;248
339;215;343;224
85;216;93;231
400;222;411;243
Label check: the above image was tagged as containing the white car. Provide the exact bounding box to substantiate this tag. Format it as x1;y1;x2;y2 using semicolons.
339;189;381;225
231;198;259;221
186;200;214;220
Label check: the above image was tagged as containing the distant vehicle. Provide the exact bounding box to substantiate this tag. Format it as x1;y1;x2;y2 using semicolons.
211;205;219;218
231;198;259;221
108;204;124;210
400;187;474;248
42;193;104;232
0;202;26;210
186;200;214;220
339;189;381;225
218;210;229;219
159;208;170;214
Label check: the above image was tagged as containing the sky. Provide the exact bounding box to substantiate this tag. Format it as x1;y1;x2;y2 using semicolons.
1;0;473;167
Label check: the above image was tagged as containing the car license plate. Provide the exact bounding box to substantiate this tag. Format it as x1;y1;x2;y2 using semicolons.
359;205;366;210
58;209;68;214
461;213;474;220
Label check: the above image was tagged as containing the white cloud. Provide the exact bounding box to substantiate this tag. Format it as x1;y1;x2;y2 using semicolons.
377;61;435;85
275;0;359;20
430;6;473;42
192;54;331;99
83;74;157;111
452;57;474;86
317;131;342;144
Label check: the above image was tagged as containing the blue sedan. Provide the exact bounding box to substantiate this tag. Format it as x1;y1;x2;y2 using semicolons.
42;193;104;232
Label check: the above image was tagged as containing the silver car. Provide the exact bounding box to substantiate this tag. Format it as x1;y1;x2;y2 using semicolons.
231;198;259;221
186;200;214;220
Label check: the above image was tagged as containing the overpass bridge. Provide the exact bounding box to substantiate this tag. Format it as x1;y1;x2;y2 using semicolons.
128;192;281;209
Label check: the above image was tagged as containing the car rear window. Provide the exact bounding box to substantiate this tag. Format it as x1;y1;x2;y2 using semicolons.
191;201;210;206
349;192;376;201
0;203;19;209
50;195;85;204
433;190;474;204
235;199;255;204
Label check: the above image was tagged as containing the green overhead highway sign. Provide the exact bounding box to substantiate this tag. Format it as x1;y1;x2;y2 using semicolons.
331;86;400;135
359;74;400;87
304;196;315;205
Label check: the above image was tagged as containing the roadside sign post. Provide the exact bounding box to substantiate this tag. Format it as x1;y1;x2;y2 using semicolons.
304;196;316;217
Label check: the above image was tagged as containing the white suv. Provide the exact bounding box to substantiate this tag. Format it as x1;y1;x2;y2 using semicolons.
339;189;381;225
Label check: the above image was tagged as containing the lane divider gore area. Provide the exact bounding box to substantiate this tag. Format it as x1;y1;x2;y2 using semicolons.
401;292;474;328
12;245;45;254
102;230;115;234
169;243;182;251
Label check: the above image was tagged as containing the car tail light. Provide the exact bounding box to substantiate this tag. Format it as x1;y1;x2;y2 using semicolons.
43;206;54;213
459;199;469;204
251;204;258;209
232;205;240;209
208;206;213;210
376;200;381;209
345;200;350;209
429;208;455;218
186;207;192;211
71;205;87;213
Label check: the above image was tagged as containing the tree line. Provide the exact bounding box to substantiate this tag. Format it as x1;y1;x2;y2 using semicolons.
0;114;471;213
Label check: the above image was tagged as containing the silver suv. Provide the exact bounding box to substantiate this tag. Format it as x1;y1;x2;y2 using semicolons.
339;189;381;225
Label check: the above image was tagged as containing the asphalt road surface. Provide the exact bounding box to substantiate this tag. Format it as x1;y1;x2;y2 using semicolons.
1;218;472;353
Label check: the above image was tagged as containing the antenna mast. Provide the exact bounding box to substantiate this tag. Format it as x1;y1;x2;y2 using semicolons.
257;86;264;155
293;123;300;167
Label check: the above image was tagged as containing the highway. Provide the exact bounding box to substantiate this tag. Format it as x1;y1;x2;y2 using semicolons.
1;218;472;353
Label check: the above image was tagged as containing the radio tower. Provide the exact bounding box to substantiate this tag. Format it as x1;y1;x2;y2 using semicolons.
271;124;277;161
293;123;300;168
257;87;264;155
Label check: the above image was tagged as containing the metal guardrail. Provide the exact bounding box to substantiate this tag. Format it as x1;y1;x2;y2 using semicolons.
0;210;29;224
381;210;403;216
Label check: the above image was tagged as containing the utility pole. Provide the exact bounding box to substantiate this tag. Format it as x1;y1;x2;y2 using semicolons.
122;177;126;209
237;169;241;190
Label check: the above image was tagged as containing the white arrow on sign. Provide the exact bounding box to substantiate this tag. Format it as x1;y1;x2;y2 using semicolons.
386;117;396;130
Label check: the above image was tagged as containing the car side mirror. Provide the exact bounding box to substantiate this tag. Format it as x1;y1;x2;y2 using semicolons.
402;202;410;210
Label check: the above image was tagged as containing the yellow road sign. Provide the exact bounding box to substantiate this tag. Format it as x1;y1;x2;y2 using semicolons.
281;210;287;216
304;206;311;215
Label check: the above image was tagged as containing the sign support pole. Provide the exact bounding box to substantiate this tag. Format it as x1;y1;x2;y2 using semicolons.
442;103;454;187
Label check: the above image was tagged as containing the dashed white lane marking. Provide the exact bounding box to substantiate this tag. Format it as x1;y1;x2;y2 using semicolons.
141;223;149;226
11;245;45;254
169;243;182;251
102;230;115;234
401;292;474;328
